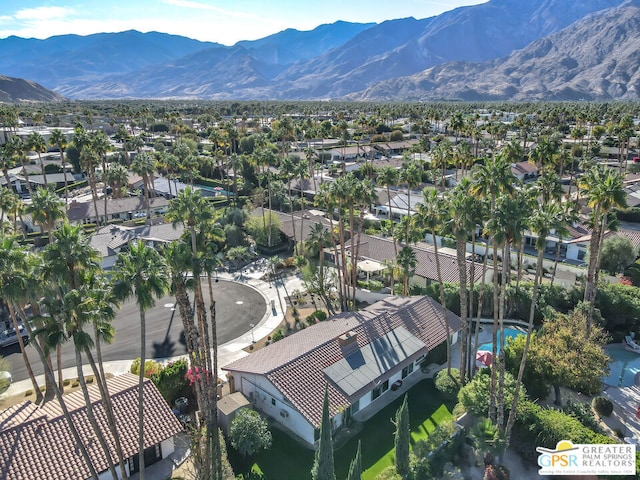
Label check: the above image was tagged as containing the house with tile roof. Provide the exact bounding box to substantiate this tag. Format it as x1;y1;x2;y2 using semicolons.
223;295;461;447
89;222;185;269
0;373;182;480
66;196;169;225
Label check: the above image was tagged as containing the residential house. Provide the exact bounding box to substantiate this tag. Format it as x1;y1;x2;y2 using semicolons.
223;295;461;447
90;222;185;269
511;161;539;181
342;234;491;286
66;196;169;225
0;373;183;480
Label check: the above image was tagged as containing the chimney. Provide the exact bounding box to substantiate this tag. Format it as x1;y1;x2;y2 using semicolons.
338;330;358;347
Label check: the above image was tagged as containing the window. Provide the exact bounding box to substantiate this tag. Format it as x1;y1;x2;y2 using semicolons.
351;399;360;414
402;362;414;379
271;398;276;406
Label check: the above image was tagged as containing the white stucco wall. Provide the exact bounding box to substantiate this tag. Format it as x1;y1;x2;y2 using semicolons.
231;372;316;445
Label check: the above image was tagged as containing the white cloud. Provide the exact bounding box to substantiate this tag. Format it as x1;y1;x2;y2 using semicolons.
161;0;257;19
14;6;71;21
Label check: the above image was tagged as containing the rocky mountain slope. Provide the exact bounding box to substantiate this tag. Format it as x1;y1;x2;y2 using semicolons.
353;0;640;101
0;75;64;102
0;0;635;100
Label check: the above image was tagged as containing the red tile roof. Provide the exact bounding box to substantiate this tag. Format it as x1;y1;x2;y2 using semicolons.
0;373;182;480
224;295;461;427
347;234;488;284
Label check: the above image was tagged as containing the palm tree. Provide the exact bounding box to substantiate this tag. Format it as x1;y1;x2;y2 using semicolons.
49;129;70;208
445;179;477;382
26;187;65;243
4;136;32;196
486;190;527;433
306;222;334;314
377;166;399;256
26;131;48;187
112;241;170;480
132;151;157;219
470;154;516;424
415;187;452;373
104;163;129;199
0;239;43;401
503;201;564;447
399;161;421;244
396;246;417;295
73;126;102;226
579;165;626;330
90;131;112;222
296;157;310;255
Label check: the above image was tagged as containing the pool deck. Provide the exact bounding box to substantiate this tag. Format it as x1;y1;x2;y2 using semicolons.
603;344;640;443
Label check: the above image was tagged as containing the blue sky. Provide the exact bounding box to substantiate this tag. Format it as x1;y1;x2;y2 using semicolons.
0;0;488;45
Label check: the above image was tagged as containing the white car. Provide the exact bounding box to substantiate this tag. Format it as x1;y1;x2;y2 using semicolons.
0;325;29;348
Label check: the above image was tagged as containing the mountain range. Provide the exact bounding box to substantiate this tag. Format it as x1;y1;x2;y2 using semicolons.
1;0;638;101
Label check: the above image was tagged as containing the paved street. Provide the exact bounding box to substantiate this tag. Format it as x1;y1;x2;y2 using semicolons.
1;279;267;383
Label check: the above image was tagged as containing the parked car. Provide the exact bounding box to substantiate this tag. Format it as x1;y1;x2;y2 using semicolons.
0;325;29;348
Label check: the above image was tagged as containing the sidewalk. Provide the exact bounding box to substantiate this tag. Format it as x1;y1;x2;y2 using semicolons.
2;262;305;398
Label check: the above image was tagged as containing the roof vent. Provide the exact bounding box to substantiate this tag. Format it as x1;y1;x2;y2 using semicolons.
338;330;358;347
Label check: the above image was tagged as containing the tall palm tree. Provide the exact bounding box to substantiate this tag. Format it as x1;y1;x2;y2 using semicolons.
486;191;527;433
399;161;421;244
132;151;157;219
0;239;43;401
503;201;565;446
579;165;626;330
49;129;70;208
306;222;334;314
415;188;452;373
296;157;310;255
470;154;516;423
445;179;477;382
73;126;101;226
112;241;170;480
396;246;417;295
26;187;65;243
90;131;112;222
378;166;399;256
26;131;48;187
4;136;32;196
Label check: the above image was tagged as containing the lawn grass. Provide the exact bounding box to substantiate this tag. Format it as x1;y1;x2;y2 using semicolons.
228;378;455;480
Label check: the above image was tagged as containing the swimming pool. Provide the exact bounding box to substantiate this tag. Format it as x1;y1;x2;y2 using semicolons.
603;347;640;388
477;327;524;353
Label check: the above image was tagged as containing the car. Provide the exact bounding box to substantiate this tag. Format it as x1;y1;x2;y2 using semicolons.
0;325;29;348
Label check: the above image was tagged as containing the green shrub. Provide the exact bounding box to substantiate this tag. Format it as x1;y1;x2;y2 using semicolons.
270;328;285;342
434;369;462;400
591;395;614;417
563;396;602;432
305;309;328;323
130;358;162;378
375;466;402;480
150;358;191;405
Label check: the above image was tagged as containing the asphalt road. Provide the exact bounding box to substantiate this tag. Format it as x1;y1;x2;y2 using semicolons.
2;280;266;382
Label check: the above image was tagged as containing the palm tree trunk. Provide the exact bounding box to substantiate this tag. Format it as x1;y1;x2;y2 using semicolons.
60;149;70;209
21;319;101;480
74;348;119;480
86;343;129;479
504;247;544;446
497;242;510;433
387;185;397;257
138;308;147;480
7;303;42;403
432;231;451;375
456;235;468;383
57;344;64;392
489;237;499;424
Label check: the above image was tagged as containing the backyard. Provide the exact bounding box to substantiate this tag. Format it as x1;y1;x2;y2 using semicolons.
227;378;455;479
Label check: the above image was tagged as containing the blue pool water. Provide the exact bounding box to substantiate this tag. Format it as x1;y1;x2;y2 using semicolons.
478;327;524;354
603;347;640;388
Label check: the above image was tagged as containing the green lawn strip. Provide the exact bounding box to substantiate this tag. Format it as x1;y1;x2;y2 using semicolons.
228;379;454;480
